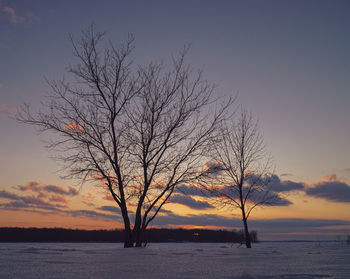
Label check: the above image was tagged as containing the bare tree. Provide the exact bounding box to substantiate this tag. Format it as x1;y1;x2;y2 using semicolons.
200;109;275;248
19;26;231;247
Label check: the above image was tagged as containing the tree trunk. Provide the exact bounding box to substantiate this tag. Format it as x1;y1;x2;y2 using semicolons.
120;205;134;248
133;207;142;247
241;209;252;248
134;225;142;247
135;226;146;247
123;228;134;248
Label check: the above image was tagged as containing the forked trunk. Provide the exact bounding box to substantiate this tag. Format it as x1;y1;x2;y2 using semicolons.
134;222;147;247
133;208;142;247
121;205;134;248
135;227;145;247
123;228;134;248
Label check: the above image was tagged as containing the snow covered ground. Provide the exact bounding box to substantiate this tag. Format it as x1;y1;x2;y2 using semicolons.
0;242;349;279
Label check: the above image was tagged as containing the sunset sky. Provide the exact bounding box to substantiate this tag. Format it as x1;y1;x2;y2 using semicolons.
1;0;350;241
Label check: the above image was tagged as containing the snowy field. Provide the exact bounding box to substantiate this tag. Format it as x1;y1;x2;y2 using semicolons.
0;242;349;279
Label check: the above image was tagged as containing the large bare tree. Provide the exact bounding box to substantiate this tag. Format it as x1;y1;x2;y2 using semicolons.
19;26;230;247
200;109;276;248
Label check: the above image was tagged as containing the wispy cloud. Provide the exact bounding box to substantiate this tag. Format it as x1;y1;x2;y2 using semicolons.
15;181;41;192
44;185;78;196
203;161;224;176
322;173;337;182
68;209;119;221
0;190;66;210
0;190;22;200
49;195;68;204
15;181;79;196
23;10;39;24
0;188;120;222
306;181;350;203
0;104;21;117
263;194;292;206
97;206;121;214
170;195;214;210
247;174;305;193
279;173;292;177
1;5;39;25
268;176;305;192
176;174;296;207
102;192;114;202
82;193;96;207
257;173;350;204
176;184;209;197
2;6;22;24
63;123;83;132
0;182;83;218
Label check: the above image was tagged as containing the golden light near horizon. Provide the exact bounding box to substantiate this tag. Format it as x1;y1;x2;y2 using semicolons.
2;173;349;242
1;0;350;243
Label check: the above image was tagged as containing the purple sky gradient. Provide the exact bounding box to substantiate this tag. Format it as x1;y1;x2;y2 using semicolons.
1;0;350;239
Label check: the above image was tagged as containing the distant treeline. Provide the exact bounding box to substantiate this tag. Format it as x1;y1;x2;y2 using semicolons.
0;227;258;243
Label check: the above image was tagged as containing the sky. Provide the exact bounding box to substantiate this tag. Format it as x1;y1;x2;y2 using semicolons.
1;0;350;241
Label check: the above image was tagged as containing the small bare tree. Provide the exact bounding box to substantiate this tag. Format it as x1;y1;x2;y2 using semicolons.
201;109;275;248
19;26;230;247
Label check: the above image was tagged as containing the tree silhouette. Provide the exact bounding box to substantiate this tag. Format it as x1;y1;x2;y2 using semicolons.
19;25;231;247
200;109;275;248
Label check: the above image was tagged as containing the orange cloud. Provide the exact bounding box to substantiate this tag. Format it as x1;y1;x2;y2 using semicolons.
16;182;78;196
0;104;22;117
322;173;337;182
2;6;39;24
2;6;23;24
82;193;96;207
16;181;41;192
204;161;223;173
103;193;114;202
49;195;68;203
63;123;83;132
82;200;95;207
0;189;120;223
